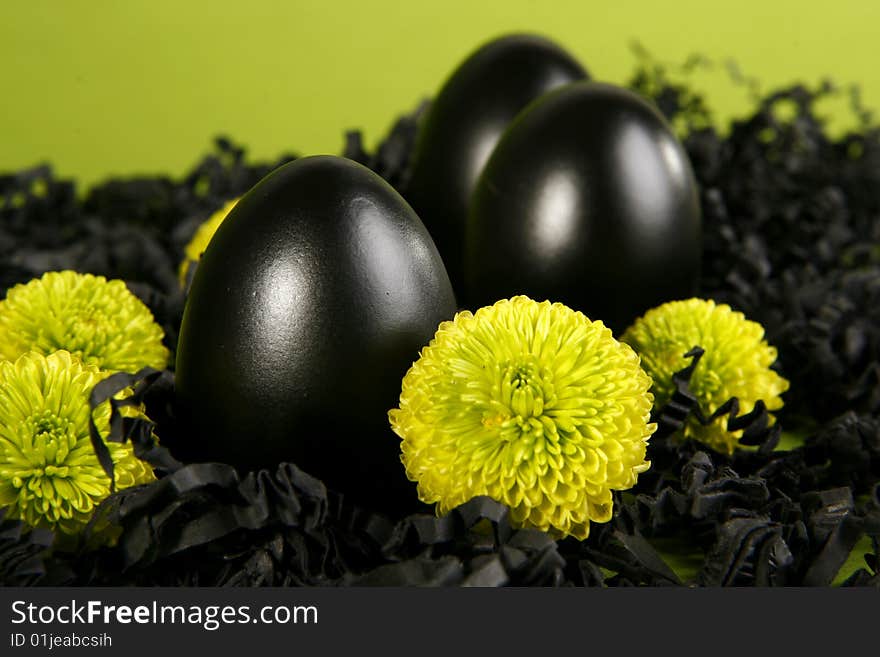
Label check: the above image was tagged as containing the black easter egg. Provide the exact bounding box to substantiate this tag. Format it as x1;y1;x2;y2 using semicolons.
175;155;457;514
405;33;588;294
464;81;702;333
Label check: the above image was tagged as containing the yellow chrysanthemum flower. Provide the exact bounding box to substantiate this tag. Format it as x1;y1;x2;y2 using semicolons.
622;298;790;455
389;296;656;540
0;271;169;373
178;197;240;286
0;350;156;534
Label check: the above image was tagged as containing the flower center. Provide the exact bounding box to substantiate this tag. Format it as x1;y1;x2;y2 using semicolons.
30;408;69;439
498;356;556;421
63;307;115;362
16;409;77;470
34;415;63;439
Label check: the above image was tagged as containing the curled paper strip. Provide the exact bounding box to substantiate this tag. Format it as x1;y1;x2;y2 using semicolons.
344;100;428;191
0;509;56;585
87;367;183;491
650;347;782;454
77;466;566;587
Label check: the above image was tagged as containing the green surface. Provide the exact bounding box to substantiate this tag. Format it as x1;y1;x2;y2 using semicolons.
833;535;875;585
2;0;879;189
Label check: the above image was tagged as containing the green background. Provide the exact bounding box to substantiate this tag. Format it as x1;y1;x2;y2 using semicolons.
2;0;878;189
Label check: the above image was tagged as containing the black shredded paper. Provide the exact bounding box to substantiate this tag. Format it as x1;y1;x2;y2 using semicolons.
2;48;879;587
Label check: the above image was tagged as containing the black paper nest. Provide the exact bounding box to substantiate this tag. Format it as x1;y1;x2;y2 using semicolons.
2;51;879;587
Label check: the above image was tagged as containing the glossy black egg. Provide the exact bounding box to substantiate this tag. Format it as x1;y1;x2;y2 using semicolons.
405;33;588;294
464;81;702;333
175;155;457;513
